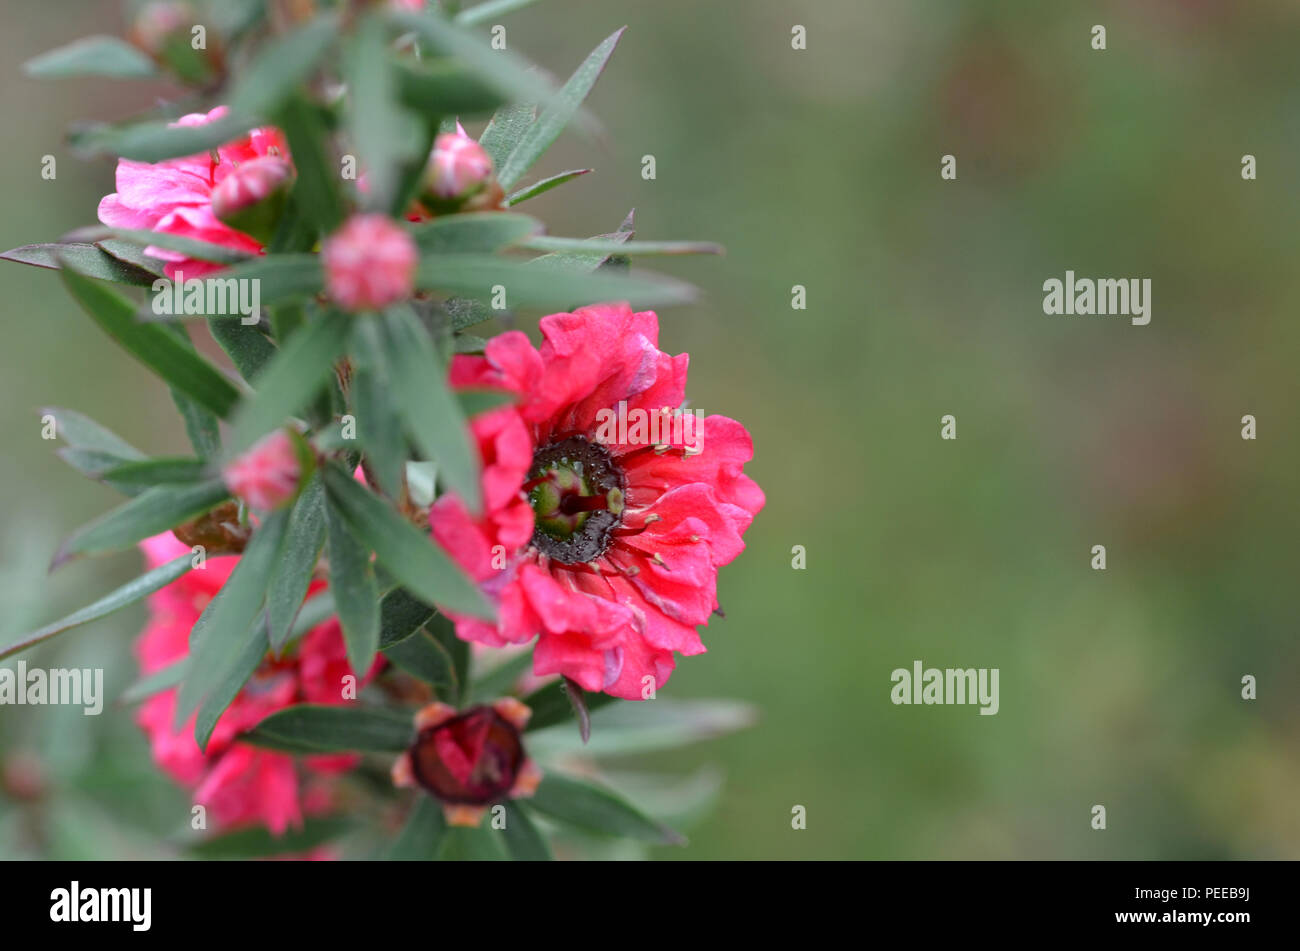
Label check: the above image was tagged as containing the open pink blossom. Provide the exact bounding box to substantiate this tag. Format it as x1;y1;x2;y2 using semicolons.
428;303;764;700
134;533;380;835
222;429;302;512
98;106;289;279
321;213;418;311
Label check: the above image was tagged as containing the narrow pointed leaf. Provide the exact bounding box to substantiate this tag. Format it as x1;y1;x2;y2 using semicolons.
226;309;351;456
25;35;158;78
497;28;624;188
502;803;553;861
325;500;380;677
59;266;242;418
0;555;192;661
527;774;684;845
267;477;327;652
321;464;492;620
99;457;209;493
40;407;145;459
241;704;413;753
455;0;542;26
382;628;456;691
393;57;503;116
385;798;448;860
53;478;230;566
377;588;437;649
350;319;407;498
230;14;339;120
523;678;617;732
70;111;257;163
505;168;591;206
521;236;722;257
1;242;157;286
188;817;352;859
408;212;541;255
478;101;536;172
380;307;481;513
418;253;696;309
209;319;277;382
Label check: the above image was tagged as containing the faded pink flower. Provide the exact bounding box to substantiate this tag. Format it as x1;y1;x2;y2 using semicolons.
97;106;289;279
134;533;380;835
321;213;418;312
426;123;494;201
222;429;302;512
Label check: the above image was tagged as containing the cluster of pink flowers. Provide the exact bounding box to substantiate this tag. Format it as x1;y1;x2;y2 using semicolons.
108;105;762;838
135;533;378;835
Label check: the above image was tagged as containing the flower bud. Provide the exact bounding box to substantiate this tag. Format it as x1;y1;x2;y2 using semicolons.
391;700;541;826
211;156;295;244
222;429;305;512
423;125;494;206
322;213;418;312
129;1;191;56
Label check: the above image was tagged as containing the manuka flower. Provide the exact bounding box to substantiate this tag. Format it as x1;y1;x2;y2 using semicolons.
428;303;764;700
391;698;541;826
134;533;379;834
321;213;418;311
97;106;289;279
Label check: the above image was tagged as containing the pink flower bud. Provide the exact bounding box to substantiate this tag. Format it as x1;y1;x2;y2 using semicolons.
322;214;418;312
130;1;191;56
425;126;494;202
211;156;295;243
222;429;302;512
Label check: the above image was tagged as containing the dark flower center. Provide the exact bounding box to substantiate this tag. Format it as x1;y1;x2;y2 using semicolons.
525;436;625;564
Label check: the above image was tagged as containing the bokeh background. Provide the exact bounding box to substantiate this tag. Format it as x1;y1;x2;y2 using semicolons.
2;0;1298;859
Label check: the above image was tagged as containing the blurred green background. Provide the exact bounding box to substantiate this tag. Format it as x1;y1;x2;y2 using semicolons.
2;0;1299;859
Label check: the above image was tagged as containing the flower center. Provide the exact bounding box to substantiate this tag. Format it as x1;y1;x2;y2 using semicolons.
526;436;625;564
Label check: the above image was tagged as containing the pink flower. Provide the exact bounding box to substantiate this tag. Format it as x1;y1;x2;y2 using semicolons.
321;213;418;312
425;123;494;201
428;303;764;700
134;533;380;835
209;155;295;243
222;429;303;512
391;699;541;827
97;106;289;279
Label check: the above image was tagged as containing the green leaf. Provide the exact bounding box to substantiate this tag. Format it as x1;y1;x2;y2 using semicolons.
478;101;536;172
187;817;352;859
209;319;278;382
497;28;624;189
226;309;351;457
346;13;416;213
194;620;270;750
174;509;290;739
381;628;457;691
390;9;557;116
505;169;591;207
378;587;437;649
84;227;253;265
393;57;503;117
521;236;723;257
385;797;447;860
99;457;209;493
428;612;469;705
218;254;324;307
455;0;541;26
325;499;380;677
321;464;492;620
274;97;345;235
96;240;164;276
1;242;157;286
350;319;407;499
25;35;158;79
502;803;553;860
527;774;684;845
70;111;257;163
267;476;327;652
230;14;339;120
528;211;634;273
380;307;481;513
241;703;413;753
526;699;758;759
53;479;230;566
408;212;541;255
59;266;242;418
40;406;145;459
120;659;188;705
418;253;697;309
437;824;507;861
0;555;192;661
468;650;531;702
